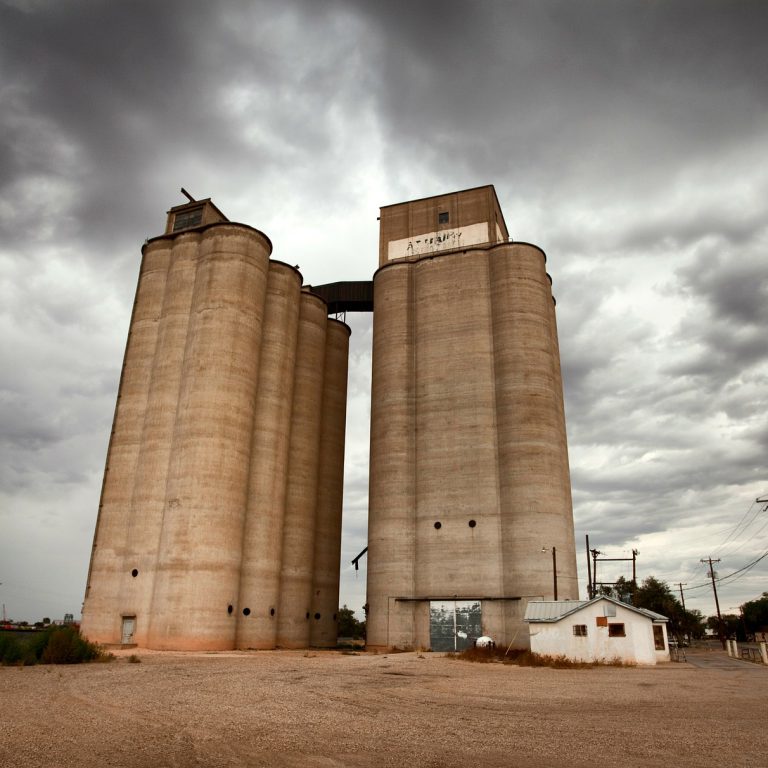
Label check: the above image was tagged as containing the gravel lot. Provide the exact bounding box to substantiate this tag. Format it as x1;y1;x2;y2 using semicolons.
1;649;765;768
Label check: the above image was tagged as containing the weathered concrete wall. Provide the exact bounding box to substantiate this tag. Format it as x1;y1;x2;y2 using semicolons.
366;241;577;651
367;264;417;650
82;223;350;651
117;233;199;647
235;262;302;650
310;319;351;647
147;226;271;650
81;240;170;643
275;293;328;649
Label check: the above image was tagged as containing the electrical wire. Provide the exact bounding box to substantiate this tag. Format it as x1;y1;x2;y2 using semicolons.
683;548;768;593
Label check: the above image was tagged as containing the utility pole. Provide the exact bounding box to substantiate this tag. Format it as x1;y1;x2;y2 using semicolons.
677;583;687;611
590;548;601;596
631;549;639;588
552;546;558;600
586;535;593;599
701;557;725;649
541;546;558;600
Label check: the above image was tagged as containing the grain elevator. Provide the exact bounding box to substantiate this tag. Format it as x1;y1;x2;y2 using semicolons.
81;185;577;651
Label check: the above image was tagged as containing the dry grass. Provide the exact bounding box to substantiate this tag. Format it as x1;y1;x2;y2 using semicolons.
447;645;632;668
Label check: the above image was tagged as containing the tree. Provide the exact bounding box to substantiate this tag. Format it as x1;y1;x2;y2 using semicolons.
337;605;365;639
741;593;768;634
707;613;744;641
678;608;706;640
634;577;678;617
633;576;695;640
598;576;635;602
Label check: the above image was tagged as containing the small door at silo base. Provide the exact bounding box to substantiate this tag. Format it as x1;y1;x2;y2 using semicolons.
121;616;136;645
429;601;482;651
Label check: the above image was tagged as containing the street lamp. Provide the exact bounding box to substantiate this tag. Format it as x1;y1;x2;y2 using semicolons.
542;547;558;600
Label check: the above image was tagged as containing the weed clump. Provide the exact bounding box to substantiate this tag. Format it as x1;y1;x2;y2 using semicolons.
0;626;110;666
447;645;631;668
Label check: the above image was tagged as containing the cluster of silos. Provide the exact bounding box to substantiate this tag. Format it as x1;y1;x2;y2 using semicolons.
81;218;349;650
366;241;577;650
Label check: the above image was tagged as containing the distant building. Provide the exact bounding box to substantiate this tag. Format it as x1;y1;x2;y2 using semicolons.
525;597;670;665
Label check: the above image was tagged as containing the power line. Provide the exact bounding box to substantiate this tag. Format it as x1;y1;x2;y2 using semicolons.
684;548;768;592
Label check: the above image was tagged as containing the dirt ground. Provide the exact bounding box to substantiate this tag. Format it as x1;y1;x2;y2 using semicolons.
1;648;765;768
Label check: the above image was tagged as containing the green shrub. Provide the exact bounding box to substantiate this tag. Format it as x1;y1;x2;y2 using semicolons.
1;626;107;666
0;634;26;665
39;626;103;664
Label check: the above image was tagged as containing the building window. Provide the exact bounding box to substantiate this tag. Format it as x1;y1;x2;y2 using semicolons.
572;624;588;637
173;206;204;231
653;625;665;650
608;623;626;638
438;211;449;224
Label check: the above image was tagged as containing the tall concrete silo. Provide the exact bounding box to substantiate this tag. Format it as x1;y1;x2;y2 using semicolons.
235;262;302;650
82;239;171;644
366;186;577;651
310;319;351;647
81;197;351;651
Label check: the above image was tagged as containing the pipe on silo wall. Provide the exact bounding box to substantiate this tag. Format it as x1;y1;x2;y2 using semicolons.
81;240;171;644
147;225;271;650
489;243;577;610
276;293;328;649
235;262;302;650
310;319;351;648
366;264;417;650
117;233;200;647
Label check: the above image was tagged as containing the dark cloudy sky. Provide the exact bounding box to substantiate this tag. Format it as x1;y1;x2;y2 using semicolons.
1;0;766;624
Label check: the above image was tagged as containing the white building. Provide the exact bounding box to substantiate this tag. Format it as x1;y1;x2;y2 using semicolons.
524;596;670;665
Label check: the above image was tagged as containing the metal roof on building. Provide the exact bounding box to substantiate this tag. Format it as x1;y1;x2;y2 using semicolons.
524;596;668;624
524;600;588;621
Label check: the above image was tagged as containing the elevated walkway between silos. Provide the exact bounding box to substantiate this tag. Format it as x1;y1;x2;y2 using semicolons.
308;281;373;314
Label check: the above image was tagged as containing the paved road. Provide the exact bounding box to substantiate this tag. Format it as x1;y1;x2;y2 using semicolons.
684;647;768;672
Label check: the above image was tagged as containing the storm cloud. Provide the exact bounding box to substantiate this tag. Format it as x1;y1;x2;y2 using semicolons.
1;0;766;621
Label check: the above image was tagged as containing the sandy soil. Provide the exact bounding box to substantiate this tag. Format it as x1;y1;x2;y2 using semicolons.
1;648;765;768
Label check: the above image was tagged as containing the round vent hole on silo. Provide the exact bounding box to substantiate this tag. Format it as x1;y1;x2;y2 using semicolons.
131;569;139;577
314;613;321;620
306;612;310;620
468;519;477;528
227;605;234;615
243;607;251;616
434;521;442;529
270;608;275;616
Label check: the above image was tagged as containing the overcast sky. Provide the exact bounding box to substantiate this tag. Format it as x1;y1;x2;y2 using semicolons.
1;0;766;625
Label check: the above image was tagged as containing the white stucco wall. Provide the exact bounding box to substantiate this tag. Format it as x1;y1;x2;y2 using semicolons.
528;602;668;665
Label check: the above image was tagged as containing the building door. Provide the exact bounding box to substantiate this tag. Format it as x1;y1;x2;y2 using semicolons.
429;601;482;651
121;616;136;645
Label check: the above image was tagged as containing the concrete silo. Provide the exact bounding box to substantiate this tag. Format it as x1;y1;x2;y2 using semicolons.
82;185;576;654
366;186;577;651
81;197;350;650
